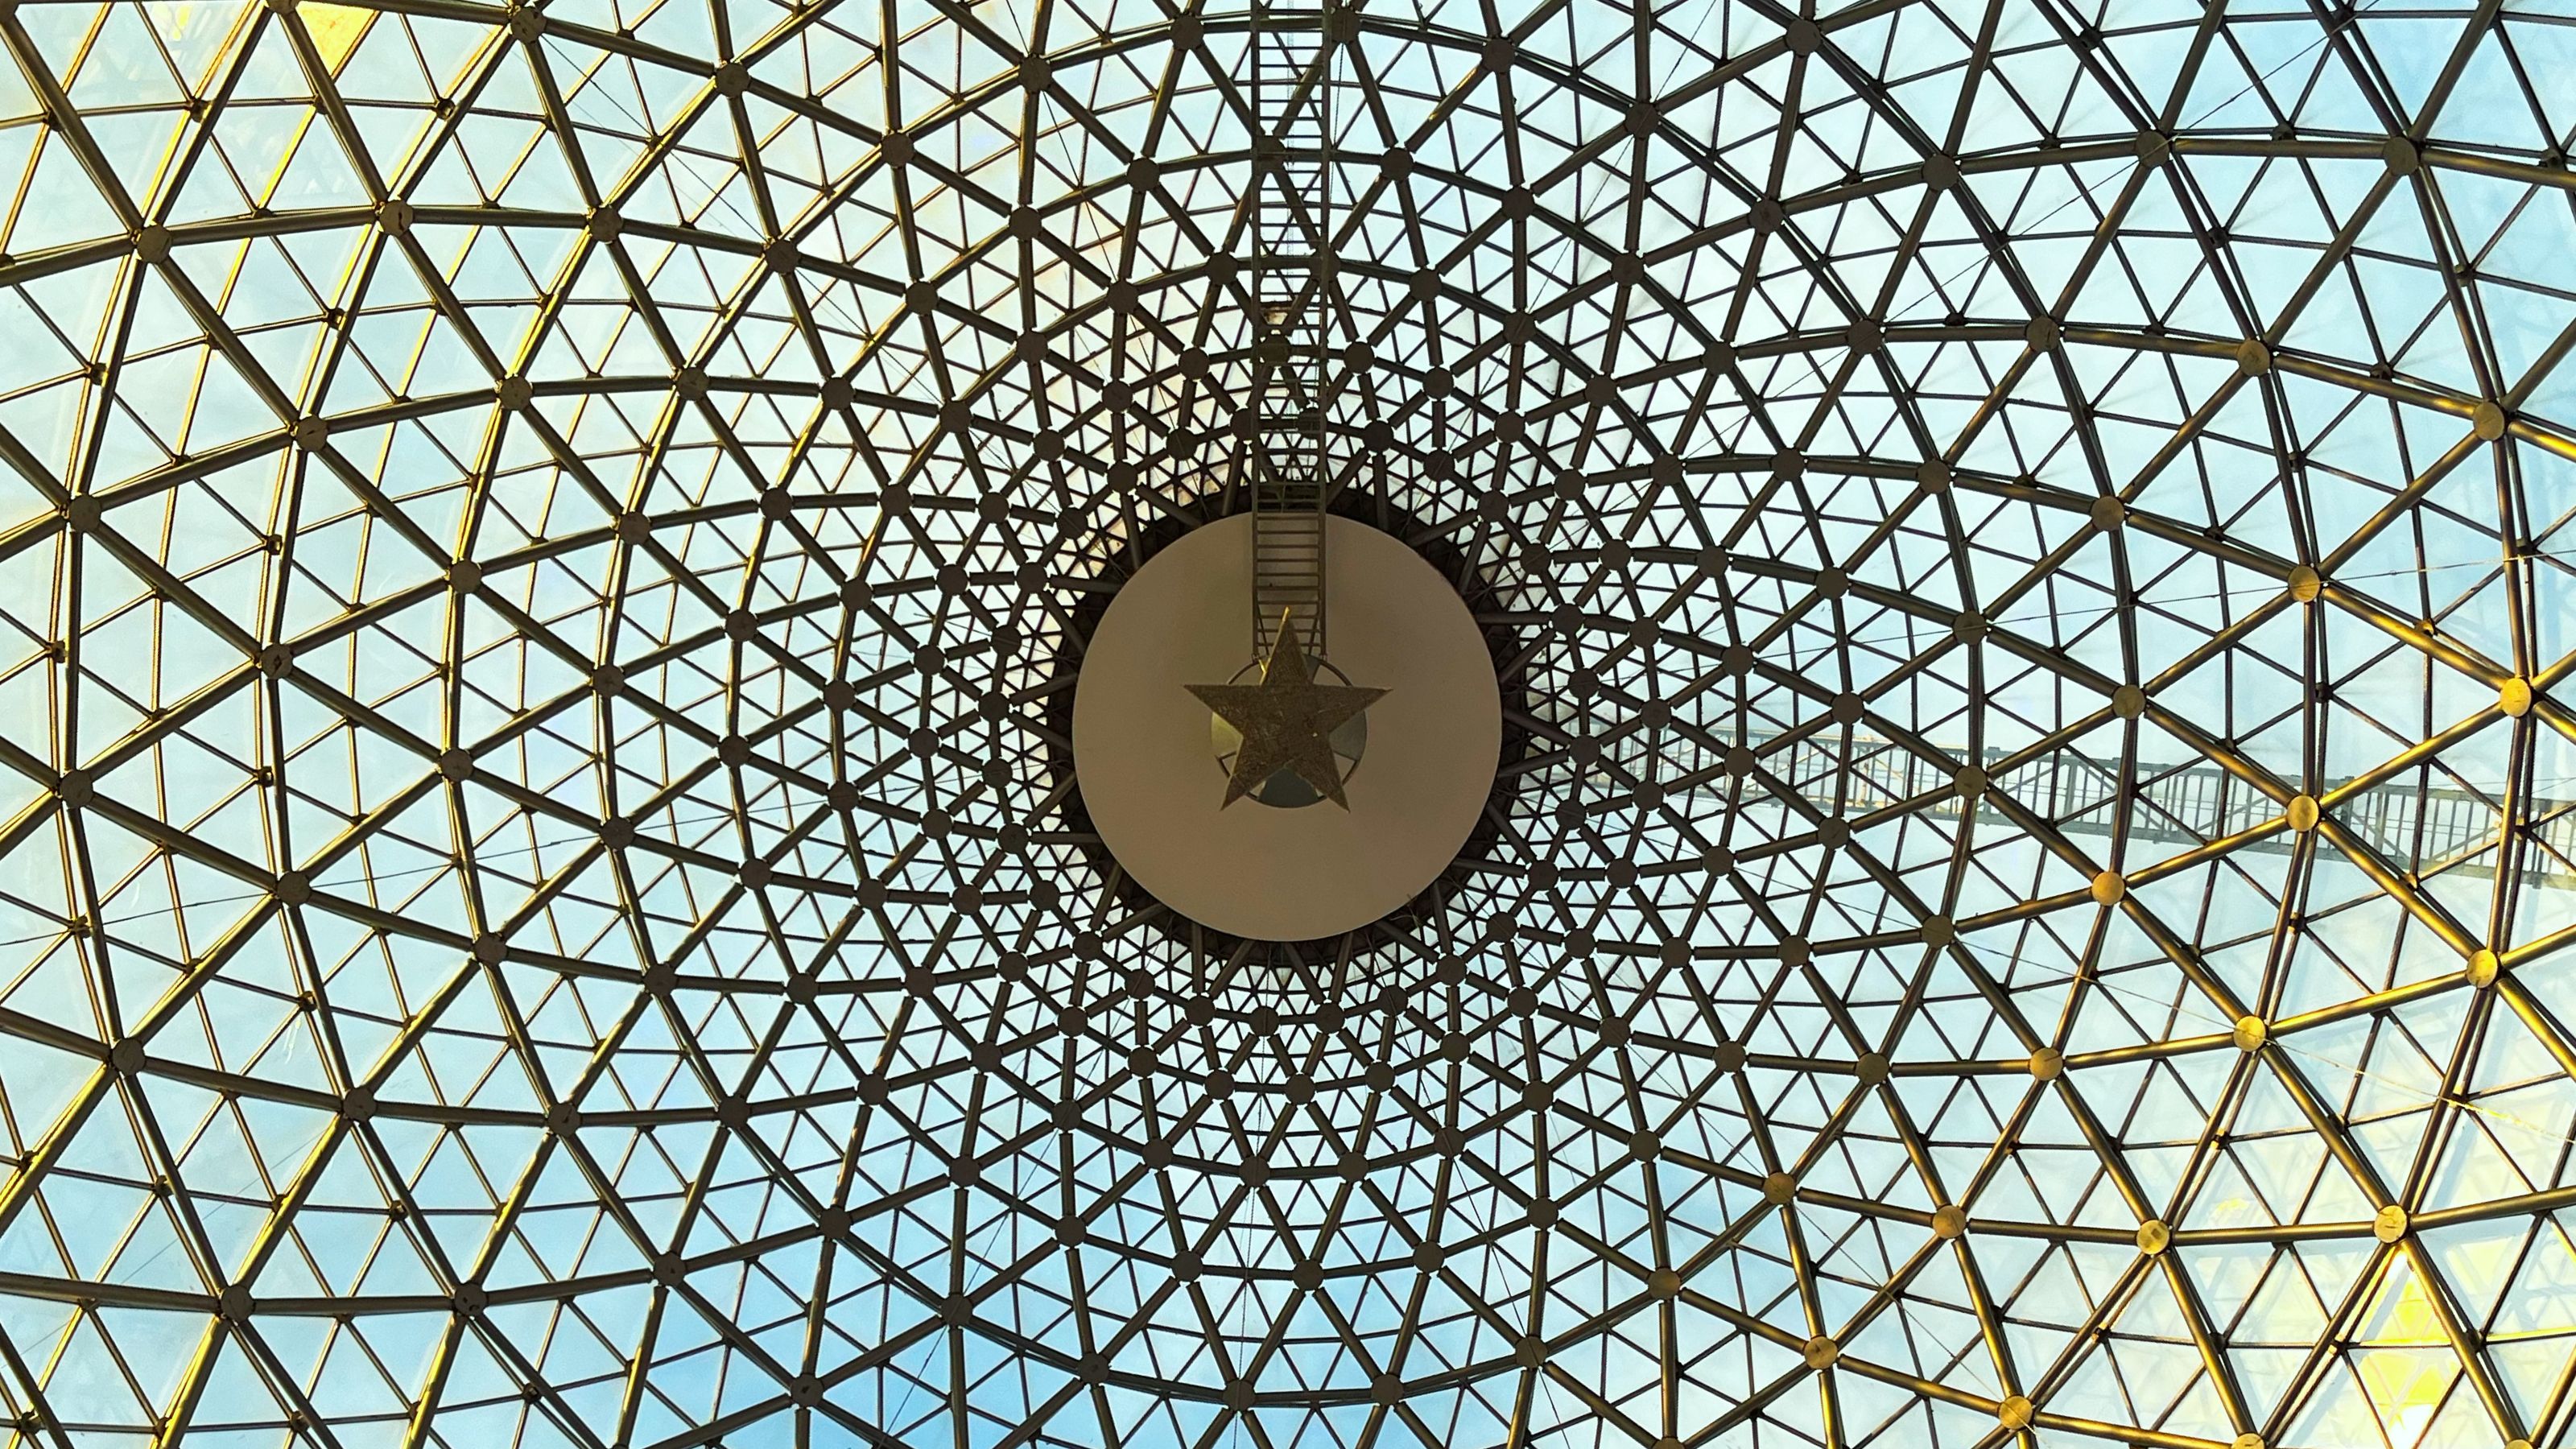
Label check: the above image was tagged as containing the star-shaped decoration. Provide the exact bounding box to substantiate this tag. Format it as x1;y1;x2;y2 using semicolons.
1187;615;1388;808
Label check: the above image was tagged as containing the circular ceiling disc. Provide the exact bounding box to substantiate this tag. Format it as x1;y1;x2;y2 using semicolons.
1073;515;1501;941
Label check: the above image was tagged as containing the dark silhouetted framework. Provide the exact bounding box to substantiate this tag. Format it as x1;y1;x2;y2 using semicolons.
0;2;2571;1448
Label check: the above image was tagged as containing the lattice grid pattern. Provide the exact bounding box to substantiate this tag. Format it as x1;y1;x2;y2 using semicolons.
0;2;2574;1448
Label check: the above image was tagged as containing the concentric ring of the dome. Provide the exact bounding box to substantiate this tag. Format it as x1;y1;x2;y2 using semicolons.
3;2;2574;1449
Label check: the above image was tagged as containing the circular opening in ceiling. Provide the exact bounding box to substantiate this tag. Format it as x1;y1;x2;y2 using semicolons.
1071;514;1501;941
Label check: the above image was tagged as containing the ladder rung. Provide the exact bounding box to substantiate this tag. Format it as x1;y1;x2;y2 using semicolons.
1249;2;1331;660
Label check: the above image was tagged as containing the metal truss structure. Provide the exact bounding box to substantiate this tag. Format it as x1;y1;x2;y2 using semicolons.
0;1;2574;1448
1244;0;1334;658
1613;725;2576;885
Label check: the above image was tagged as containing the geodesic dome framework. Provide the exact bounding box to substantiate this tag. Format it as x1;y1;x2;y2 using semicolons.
2;1;2576;1448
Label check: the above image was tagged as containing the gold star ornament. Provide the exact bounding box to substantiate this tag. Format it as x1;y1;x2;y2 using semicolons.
1187;616;1388;808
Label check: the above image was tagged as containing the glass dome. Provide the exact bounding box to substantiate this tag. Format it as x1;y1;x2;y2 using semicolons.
0;1;2572;1447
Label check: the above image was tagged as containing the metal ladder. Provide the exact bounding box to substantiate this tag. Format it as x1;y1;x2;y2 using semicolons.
1246;0;1334;659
